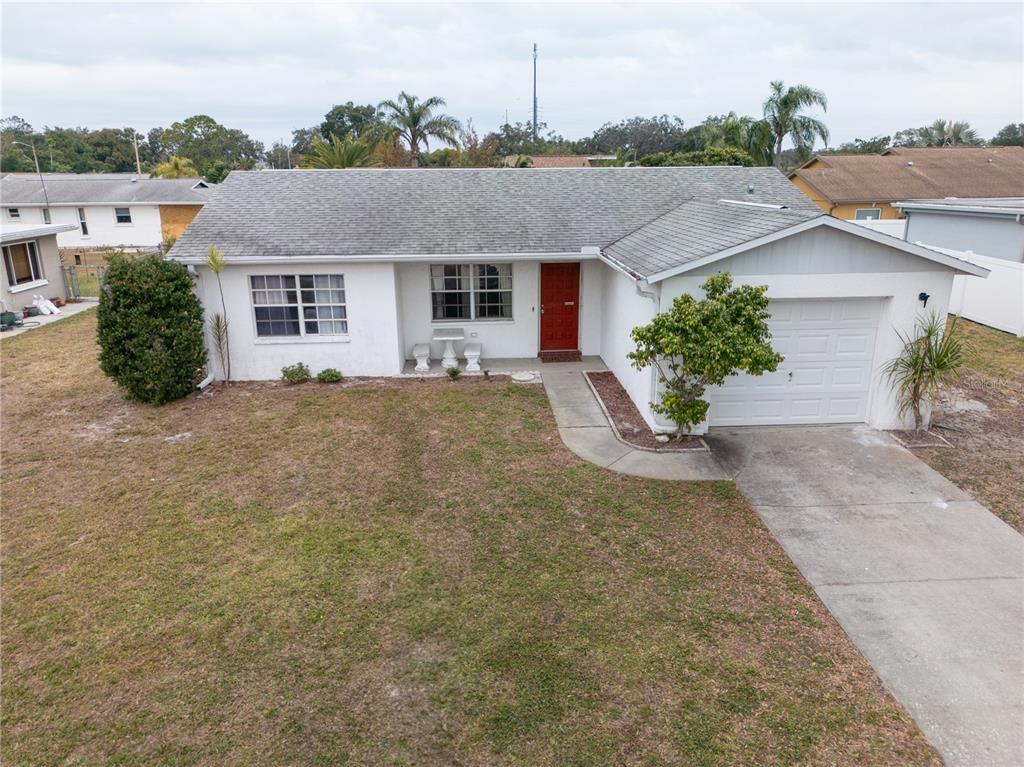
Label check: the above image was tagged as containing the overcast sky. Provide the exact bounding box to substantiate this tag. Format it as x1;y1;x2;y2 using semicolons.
2;1;1022;149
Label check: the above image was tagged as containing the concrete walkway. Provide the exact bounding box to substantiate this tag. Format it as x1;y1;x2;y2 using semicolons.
0;300;96;338
707;425;1024;767
540;361;727;481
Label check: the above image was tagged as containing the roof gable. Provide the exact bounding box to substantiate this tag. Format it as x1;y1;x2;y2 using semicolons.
640;215;990;283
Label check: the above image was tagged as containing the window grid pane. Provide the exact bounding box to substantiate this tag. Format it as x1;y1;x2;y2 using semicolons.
431;263;512;321
251;274;347;337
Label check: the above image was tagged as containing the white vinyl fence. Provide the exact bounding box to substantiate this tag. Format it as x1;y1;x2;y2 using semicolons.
945;250;1024;337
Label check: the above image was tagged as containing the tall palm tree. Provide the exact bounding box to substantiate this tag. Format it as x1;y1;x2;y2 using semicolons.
299;134;377;169
762;81;829;168
378;92;461;167
151;155;199;178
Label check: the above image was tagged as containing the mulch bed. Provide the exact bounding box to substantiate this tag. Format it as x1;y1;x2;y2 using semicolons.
887;429;953;448
585;371;706;452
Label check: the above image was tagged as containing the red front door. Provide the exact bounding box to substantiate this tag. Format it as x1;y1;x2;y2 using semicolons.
540;262;580;351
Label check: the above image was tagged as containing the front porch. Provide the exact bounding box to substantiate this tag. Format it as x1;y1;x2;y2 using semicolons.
400;355;605;377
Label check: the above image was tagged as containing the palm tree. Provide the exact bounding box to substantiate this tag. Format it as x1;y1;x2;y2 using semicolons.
699;113;774;166
927;119;981;147
298;134;377;169
762;81;829;168
378;92;461;167
151;155;199;178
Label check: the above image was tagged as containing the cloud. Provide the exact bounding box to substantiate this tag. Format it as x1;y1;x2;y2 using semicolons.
3;1;1021;146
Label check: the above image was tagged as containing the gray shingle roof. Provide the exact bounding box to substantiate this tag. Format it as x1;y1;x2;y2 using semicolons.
0;175;210;205
168;167;819;266
603;199;820;278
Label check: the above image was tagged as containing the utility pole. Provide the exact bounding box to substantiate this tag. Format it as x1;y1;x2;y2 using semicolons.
12;140;50;212
532;43;538;142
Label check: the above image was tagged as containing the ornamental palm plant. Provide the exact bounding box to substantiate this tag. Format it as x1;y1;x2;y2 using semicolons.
206;245;230;380
299;134;378;169
378;92;461;167
883;313;965;432
762;80;829;167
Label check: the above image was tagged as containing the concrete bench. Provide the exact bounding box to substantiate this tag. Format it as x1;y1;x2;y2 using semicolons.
464;342;482;372
413;343;431;373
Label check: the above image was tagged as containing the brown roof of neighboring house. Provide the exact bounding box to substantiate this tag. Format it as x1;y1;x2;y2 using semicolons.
789;146;1024;204
502;155;614;168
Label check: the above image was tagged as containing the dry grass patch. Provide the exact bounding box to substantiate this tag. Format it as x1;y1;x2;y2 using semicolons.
1;310;939;766
919;319;1024;531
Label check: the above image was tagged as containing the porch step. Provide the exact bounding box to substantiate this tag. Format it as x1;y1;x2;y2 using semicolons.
539;350;582;363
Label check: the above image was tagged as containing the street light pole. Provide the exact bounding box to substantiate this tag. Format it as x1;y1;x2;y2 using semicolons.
12;140;51;213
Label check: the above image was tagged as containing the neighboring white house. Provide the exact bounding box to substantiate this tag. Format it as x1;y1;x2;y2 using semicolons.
168;167;987;434
0;173;210;250
895;197;1024;336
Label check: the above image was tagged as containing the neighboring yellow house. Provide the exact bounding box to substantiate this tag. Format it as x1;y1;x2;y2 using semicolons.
789;146;1024;220
159;204;204;242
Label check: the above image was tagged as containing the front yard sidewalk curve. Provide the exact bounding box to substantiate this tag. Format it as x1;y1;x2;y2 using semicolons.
541;367;727;481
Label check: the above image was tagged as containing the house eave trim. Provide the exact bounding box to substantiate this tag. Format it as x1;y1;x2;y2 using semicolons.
169;250;601;266
642;215;990;283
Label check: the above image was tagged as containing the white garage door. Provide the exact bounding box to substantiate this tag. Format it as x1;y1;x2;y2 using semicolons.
708;298;881;426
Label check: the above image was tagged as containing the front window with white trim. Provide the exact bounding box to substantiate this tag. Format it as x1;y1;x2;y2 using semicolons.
430;263;512;321
6;207;20;220
114;207;132;224
250;274;347;338
3;240;44;286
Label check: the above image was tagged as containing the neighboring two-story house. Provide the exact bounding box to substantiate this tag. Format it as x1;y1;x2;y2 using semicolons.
788;146;1024;221
0;174;210;257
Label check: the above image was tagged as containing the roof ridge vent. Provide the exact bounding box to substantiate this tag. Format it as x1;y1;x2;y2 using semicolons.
719;199;788;210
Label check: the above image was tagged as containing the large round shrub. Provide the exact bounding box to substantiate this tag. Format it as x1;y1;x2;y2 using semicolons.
97;253;207;404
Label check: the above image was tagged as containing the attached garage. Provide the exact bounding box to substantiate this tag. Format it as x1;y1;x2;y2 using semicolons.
602;206;991;435
709;298;881;426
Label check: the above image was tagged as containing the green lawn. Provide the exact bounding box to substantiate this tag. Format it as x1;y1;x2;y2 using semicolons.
0;311;938;766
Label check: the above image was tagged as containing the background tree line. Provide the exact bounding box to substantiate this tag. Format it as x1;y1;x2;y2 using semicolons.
4;81;1022;180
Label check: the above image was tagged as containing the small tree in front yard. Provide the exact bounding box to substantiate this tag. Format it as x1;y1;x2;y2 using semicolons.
629;273;783;436
97;253;206;404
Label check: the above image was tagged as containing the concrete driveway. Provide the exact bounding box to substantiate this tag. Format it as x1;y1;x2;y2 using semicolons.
707;425;1024;767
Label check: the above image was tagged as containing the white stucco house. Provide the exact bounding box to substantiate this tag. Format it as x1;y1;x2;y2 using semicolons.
0;173;210;252
168;167;988;433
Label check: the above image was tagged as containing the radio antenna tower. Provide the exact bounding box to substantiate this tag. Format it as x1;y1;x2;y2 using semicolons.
532;43;538;142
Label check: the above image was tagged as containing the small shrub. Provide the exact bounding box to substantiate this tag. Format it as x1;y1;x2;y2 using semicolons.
446;366;462;380
316;367;343;383
97;253;206;404
883;312;964;431
281;362;311;384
